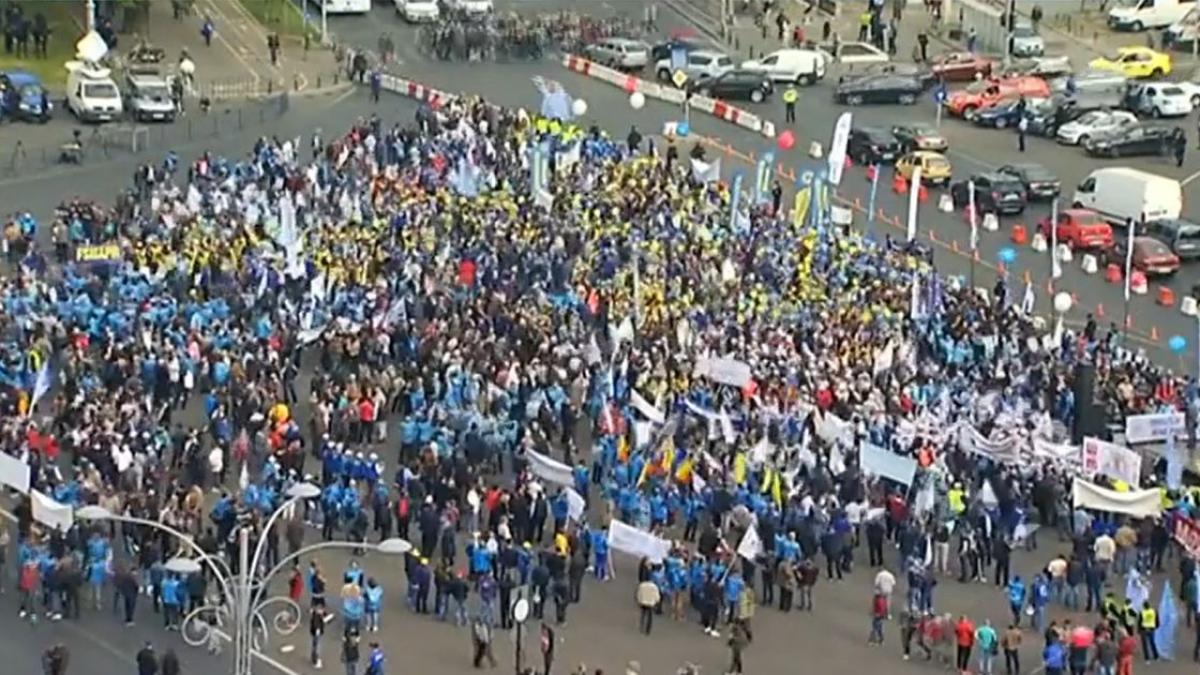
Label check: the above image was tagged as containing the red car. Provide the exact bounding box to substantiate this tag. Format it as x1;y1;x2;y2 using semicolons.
1037;208;1114;250
1111;236;1181;276
930;52;994;82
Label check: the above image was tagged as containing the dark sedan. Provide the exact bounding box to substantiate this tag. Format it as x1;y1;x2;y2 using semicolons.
1083;124;1184;158
949;173;1028;215
997;162;1061;200
651;38;705;62
890;122;948;152
973;98;1031;129
838;62;933;87
846;126;902;164
692;70;773;103
834;74;924;105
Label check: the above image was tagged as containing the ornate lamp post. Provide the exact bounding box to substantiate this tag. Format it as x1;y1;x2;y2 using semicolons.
78;483;411;675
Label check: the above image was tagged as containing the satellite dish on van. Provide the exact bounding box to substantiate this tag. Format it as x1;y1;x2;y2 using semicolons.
75;31;109;63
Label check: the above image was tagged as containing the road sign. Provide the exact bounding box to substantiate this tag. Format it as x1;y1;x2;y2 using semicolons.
670;46;688;72
933;84;947;104
672;69;688;89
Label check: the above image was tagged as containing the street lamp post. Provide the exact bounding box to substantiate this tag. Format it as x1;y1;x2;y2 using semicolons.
78;484;411;675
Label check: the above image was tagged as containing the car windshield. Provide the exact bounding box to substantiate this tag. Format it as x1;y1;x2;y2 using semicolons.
1019;166;1054;180
138;85;170;99
910;124;937;135
1077;111;1103;124
925;156;950;170
83;82;119;98
17;83;43;98
1141;239;1171;255
1177;225;1200;244
1013;26;1036;38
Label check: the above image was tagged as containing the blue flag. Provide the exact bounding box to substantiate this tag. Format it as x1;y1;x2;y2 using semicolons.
30;363;53;411
1155;580;1177;660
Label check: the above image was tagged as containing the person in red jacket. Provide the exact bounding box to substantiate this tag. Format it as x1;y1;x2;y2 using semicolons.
956;615;977;673
18;558;39;621
1116;628;1137;675
869;593;888;644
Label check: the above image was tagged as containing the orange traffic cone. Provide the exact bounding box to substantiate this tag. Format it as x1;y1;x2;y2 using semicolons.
893;174;908;194
1150;326;1160;341
918;184;929;203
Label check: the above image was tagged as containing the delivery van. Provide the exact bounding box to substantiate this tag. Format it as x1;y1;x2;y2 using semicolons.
1072;167;1183;224
1109;0;1196;31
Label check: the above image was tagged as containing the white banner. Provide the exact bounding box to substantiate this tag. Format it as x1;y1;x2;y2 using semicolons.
31;490;73;532
526;449;575;486
693;357;753;388
690;157;722;184
608;519;672;563
826;112;852;185
1124;412;1186;445
1032;438;1079;463
818;413;854;445
0;452;30;493
630;389;666;424
1080;437;1142;486
860;443;918;486
737;524;763;560
565;487;586;522
1071;479;1161;518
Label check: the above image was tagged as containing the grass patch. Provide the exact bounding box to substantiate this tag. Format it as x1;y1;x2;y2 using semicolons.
236;0;319;41
0;0;85;87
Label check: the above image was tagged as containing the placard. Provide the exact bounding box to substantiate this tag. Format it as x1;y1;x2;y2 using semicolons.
1071;479;1161;518
693;357;752;388
526;449;574;486
1080;437;1142;486
608;519;671;562
0;452;30;493
74;244;121;263
31;490;73;532
860;443;917;486
1124;412;1186;445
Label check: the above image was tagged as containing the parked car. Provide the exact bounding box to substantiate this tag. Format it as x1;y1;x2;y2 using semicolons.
817;40;889;65
739;48;826;85
997;162;1062;200
0;70;50;122
655;49;734;85
1073;167;1182;223
1008;23;1046;57
1144;217;1200;260
123;67;176;123
950;172;1029;214
691;70;773;102
1125;81;1194;116
895;150;952;185
583;38;650;70
1055;109;1138;145
650;37;705;62
394;0;440;22
838;62;933;86
996;55;1072;78
1089;46;1172;78
834;73;924;104
846;126;902;164
1107;236;1181;275
974;97;1048;128
945;76;1050;118
1083;124;1183;156
1037;208;1115;250
930;51;995;81
890;122;948;152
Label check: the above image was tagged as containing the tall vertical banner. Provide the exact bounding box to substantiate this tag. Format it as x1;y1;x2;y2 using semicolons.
906;166;922;242
792;161;826;231
754;151;775;204
1124;219;1135;301
1050;199;1061;280
968;180;978;253
729;172;744;231
529;141;551;194
826;112;852;186
1166;430;1183;491
866;164;880;234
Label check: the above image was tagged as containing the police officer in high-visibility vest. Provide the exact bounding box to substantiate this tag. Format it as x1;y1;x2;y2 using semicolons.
1140;601;1160;661
947;483;967;516
783;85;798;123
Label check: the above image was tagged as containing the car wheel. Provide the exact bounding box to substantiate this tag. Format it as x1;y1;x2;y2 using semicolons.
1152;106;1162;118
898;93;916;105
1133;21;1144;31
963;106;977;120
1193;95;1200;108
995;117;1007;129
847;94;863;105
797;74;813;86
656;69;670;82
1078;134;1089;145
698;87;712;97
749;89;764;103
1151;67;1164;77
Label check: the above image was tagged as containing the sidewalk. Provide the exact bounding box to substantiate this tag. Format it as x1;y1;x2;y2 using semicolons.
137;0;340;99
664;0;1121;74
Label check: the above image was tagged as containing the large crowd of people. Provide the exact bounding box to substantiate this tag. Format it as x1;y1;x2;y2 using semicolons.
0;89;1198;675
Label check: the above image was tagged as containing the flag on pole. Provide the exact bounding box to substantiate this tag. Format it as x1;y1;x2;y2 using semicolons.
968;180;978;252
29;363;52;413
1124;219;1136;301
1155;580;1178;660
906;166;922;242
754;151;775;204
1050;199;1061;279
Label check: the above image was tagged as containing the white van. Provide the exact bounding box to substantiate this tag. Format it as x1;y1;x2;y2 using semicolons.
1109;0;1196;31
65;61;122;123
1164;6;1200;44
739;48;826;86
1072;167;1183;224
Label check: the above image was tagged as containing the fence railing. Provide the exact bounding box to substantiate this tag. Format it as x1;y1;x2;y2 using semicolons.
1;94;293;179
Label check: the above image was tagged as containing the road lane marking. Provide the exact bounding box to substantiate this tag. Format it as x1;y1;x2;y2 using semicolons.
1183;169;1200;186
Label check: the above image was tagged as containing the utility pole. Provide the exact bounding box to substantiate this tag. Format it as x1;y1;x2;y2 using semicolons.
85;0;97;33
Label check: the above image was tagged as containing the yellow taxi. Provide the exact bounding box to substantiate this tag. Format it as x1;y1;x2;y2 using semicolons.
1088;46;1171;79
896;151;952;186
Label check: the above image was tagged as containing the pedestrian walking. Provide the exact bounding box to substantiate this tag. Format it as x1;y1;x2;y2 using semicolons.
136;643;158;675
869;593;886;644
636;578;660;634
342;631;361;675
783;85;798;123
201;17;214;47
539;623;556;675
161;650;180;675
955;615;976;672
1002;624;1022;675
1174;132;1186;167
1017;116;1028;153
472;617;498;668
1139;601;1160;661
727;620;750;675
976;620;998;675
311;606;327;669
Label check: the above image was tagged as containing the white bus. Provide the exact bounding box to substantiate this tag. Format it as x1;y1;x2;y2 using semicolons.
314;0;372;14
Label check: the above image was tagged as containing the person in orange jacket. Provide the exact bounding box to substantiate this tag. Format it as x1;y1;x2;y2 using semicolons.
955;615;977;673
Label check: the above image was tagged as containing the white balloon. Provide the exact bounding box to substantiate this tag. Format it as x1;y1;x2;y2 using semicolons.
629;91;645;109
571;99;588;117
